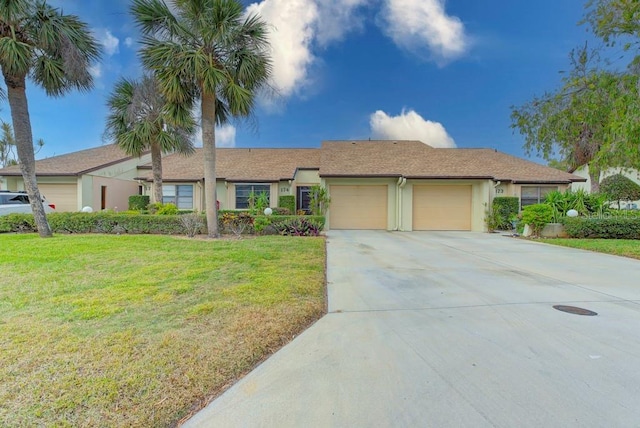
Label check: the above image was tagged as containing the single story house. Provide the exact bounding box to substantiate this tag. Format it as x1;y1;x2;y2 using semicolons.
0;140;585;231
0;144;150;212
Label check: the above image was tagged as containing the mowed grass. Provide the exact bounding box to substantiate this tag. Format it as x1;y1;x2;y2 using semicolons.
0;234;326;427
541;238;640;260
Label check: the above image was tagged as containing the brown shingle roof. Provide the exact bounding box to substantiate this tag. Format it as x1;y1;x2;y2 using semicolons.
0;144;141;176
319;140;584;183
139;148;321;182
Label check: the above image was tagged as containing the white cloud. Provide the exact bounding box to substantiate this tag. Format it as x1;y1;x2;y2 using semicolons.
88;63;102;78
246;0;366;98
381;0;468;64
215;124;237;148
195;124;237;148
246;0;318;98
124;37;134;48
315;0;368;46
370;109;456;148
95;29;120;56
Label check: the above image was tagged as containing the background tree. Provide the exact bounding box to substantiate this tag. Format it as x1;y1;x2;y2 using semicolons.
0;1;100;237
132;0;271;238
511;46;639;192
599;173;640;208
584;0;640;52
0;121;45;168
105;75;196;205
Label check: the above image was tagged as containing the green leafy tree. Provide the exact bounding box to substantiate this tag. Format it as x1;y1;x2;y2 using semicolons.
0;1;100;237
584;0;640;51
511;46;639;192
131;0;272;238
105;75;196;205
600;173;640;209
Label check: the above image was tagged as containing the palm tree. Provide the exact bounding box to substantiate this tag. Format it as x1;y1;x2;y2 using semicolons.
131;0;272;238
0;1;100;237
105;75;196;205
0;121;45;167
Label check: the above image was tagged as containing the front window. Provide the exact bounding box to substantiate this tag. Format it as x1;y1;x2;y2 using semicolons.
521;186;556;208
162;185;193;209
235;184;270;209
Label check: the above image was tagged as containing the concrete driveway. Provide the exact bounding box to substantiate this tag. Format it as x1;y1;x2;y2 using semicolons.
185;231;640;427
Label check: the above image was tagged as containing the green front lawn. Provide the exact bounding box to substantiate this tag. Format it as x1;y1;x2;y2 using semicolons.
540;238;640;260
0;234;326;427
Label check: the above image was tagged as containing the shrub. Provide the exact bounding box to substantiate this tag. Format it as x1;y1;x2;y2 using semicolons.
522;203;553;237
544;189;609;222
600;174;640;209
492;197;519;229
253;215;272;234
1;212;196;235
484;203;503;232
296;209;307;216
278;195;295;214
156;203;179;215
272;207;291;215
220;212;254;237
128;195;150;211
0;213;36;233
270;215;325;230
564;217;640;239
273;217;323;236
180;213;205;238
309;185;330;215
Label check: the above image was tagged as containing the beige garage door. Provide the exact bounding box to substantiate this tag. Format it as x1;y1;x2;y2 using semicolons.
38;184;77;212
413;185;472;231
330;185;388;230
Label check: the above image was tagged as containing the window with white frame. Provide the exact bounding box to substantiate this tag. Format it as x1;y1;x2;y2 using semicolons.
520;186;557;208
162;184;193;209
235;184;270;209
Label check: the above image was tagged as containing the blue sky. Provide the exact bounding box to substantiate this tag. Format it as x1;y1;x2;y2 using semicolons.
2;0;608;161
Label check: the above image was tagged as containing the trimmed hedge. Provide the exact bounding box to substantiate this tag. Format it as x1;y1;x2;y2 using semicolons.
278;195;295;214
1;212;325;236
563;217;640;239
128;195;150;211
492;197;519;229
1;213;193;235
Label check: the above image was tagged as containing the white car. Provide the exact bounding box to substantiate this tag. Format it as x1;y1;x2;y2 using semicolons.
0;191;56;215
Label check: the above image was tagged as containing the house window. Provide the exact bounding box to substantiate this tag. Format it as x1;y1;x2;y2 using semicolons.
235;184;270;209
297;186;311;213
162;185;193;209
521;186;557;208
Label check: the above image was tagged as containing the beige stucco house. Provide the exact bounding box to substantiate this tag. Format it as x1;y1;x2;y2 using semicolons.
0;144;150;212
0;140;585;231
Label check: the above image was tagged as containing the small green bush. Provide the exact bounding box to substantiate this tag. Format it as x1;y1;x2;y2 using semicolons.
278;195;295;214
564;217;640;239
522;203;553;237
128;195;150;211
0;213;36;233
253;216;272;234
156;203;179;215
492;197;519;229
272;207;291;215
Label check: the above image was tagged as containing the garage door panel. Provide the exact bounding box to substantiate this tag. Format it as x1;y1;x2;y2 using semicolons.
38;184;77;212
330;185;387;230
413;185;471;231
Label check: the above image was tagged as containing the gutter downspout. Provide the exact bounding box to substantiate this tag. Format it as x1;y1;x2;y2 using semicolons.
397;177;407;231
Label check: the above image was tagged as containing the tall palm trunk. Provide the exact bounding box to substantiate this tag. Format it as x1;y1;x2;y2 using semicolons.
3;73;52;237
202;92;219;238
150;142;163;204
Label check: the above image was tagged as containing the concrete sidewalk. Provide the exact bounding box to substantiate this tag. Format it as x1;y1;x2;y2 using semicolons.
184;231;640;427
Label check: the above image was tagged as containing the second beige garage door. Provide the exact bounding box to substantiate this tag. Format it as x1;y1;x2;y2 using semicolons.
330;185;388;230
38;184;77;212
413;185;472;231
